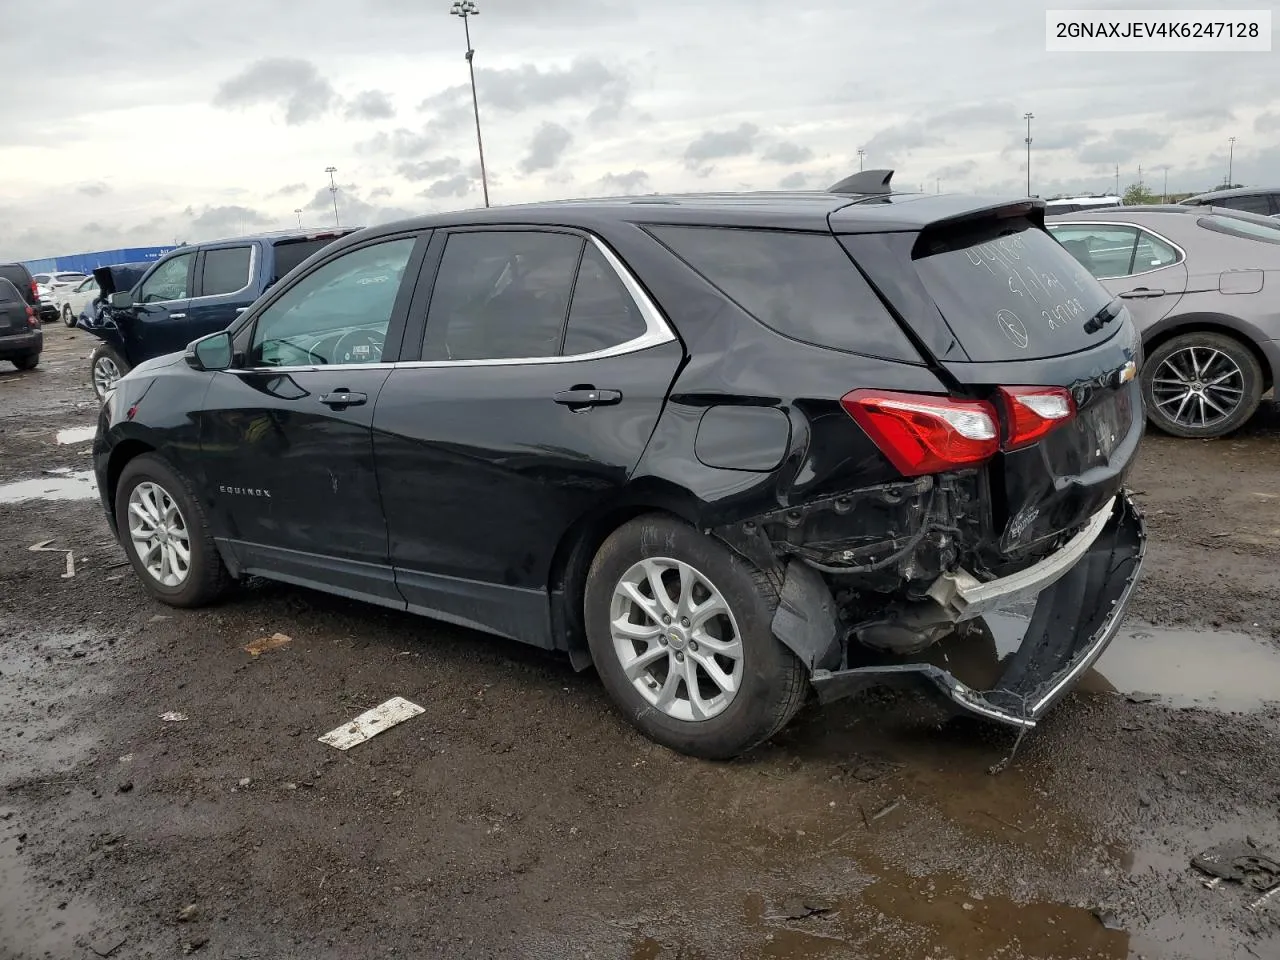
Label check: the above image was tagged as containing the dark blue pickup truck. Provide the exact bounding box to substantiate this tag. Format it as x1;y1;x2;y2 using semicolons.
86;228;356;399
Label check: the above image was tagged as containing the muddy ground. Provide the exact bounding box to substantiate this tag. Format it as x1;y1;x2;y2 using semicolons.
2;328;1279;960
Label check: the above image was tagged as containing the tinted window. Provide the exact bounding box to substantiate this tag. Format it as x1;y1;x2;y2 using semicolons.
0;279;21;302
913;221;1115;362
0;266;33;302
561;245;646;355
75;277;97;293
54;272;85;284
1217;194;1274;216
200;246;251;296
272;236;345;280
251;237;416;367
649;226;915;360
33;274;51;284
423;231;583;361
138;253;194;303
1048;225;1139;278
1197;214;1280;244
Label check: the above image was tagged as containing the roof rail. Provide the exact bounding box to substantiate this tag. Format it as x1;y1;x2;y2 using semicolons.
828;169;894;195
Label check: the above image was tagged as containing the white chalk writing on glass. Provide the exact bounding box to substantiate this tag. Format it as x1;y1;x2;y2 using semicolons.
966;234;1084;334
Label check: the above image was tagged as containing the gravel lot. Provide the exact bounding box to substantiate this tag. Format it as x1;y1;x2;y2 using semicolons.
2;328;1279;959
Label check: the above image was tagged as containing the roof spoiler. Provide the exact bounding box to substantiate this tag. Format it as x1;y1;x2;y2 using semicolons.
828;169;894;195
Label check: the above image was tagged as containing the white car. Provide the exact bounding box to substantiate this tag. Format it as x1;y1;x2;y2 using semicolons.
58;275;101;326
31;271;88;322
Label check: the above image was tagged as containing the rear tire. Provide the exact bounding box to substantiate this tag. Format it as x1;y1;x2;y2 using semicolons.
584;514;807;759
12;353;39;371
62;304;75;326
1141;332;1262;439
90;343;128;400
114;453;231;608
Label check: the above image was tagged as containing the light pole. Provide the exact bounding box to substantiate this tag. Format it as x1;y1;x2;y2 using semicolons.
1228;136;1236;186
325;166;340;227
1023;112;1034;196
294;208;303;230
1160;165;1169;203
856;148;864;171
451;1;490;207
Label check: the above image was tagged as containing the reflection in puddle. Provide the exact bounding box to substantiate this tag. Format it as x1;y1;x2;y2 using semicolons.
0;468;96;504
935;614;1280;713
55;425;96;445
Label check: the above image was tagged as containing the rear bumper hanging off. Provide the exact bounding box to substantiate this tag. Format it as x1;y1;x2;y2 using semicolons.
808;492;1147;728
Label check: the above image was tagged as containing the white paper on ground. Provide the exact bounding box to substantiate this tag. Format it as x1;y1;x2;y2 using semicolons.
318;697;425;751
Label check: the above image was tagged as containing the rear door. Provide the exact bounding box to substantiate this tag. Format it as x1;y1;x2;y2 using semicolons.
1047;221;1188;332
373;227;683;645
117;250;195;365
0;280;29;335
184;242;257;344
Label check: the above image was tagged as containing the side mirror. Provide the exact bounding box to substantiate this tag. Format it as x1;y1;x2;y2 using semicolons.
186;331;234;372
109;291;134;308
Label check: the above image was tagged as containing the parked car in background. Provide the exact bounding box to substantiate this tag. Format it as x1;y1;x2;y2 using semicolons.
1178;186;1280;217
94;178;1146;758
86;229;356;399
0;277;42;370
1044;195;1123;215
0;262;40;312
1048;205;1280;438
31;270;88;322
59;274;101;326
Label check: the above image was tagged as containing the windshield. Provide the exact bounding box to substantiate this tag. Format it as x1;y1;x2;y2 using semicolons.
913;220;1118;362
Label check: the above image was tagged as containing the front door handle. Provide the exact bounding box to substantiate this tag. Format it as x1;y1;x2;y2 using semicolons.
319;390;368;408
170;312;188;318
1118;288;1165;299
554;387;622;408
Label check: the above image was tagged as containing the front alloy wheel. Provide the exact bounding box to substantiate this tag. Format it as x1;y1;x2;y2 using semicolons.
128;481;191;587
610;557;745;722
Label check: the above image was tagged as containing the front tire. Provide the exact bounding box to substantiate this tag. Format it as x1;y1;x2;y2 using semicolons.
1142;332;1263;438
115;453;230;608
62;304;75;326
12;353;39;371
584;514;807;759
90;343;128;400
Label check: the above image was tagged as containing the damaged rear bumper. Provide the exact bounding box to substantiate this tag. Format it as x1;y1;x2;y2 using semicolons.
805;492;1146;728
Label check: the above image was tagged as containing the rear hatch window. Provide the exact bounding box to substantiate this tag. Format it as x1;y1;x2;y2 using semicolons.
910;219;1116;362
0;266;35;305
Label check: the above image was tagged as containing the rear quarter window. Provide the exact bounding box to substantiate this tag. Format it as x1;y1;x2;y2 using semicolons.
646;225;919;362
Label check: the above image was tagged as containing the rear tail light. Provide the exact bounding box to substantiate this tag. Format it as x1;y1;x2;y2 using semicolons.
29;280;39;303
25;305;37;328
998;386;1075;449
841;389;1000;477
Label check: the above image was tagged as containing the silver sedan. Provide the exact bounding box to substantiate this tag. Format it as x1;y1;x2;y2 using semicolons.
1047;205;1280;438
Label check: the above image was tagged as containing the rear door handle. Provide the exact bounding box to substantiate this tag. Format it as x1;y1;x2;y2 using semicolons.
1118;288;1165;299
319;390;367;408
554;387;622;408
170;312;187;318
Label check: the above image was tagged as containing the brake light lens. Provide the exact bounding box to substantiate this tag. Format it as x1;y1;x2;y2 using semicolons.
25;305;37;328
29;280;39;302
841;389;1000;477
998;386;1076;449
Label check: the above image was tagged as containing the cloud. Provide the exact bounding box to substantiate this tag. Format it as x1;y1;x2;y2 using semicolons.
272;182;308;197
213;58;337;125
684;122;759;171
762;141;814;164
598;170;651;194
397;157;462;181
1256;112;1280;135
520;122;573;174
422;175;473;199
1076;128;1171;166
344;89;395;121
929;160;978;182
778;171;813;189
77;182;110;197
369;186;393;199
183;205;274;236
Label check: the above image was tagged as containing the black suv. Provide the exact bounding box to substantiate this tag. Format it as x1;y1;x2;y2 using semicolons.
85;229;356;399
0;277;42;369
93;173;1147;758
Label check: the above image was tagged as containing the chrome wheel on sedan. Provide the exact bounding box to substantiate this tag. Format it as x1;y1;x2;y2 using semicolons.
127;481;192;587
610;557;745;721
1150;345;1244;430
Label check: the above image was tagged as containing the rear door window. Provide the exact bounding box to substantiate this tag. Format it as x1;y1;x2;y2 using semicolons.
647;225;918;362
912;220;1116;362
1048;225;1139;279
199;246;252;296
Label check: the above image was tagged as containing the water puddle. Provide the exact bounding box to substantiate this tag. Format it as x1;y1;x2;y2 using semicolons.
0;468;96;504
55;425;95;445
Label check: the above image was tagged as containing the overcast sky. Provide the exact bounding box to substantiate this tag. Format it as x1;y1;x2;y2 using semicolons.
1;0;1275;260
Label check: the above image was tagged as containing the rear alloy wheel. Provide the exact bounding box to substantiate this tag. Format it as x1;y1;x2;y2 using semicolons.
12;353;39;371
62;303;75;326
90;344;128;400
585;514;807;759
115;453;230;608
1142;332;1263;439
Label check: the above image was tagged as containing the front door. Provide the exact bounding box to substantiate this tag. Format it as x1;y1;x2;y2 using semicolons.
374;228;683;645
197;233;426;604
118;250;195;366
184;242;257;344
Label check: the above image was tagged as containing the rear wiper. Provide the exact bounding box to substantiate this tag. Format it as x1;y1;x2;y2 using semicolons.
1083;298;1123;334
